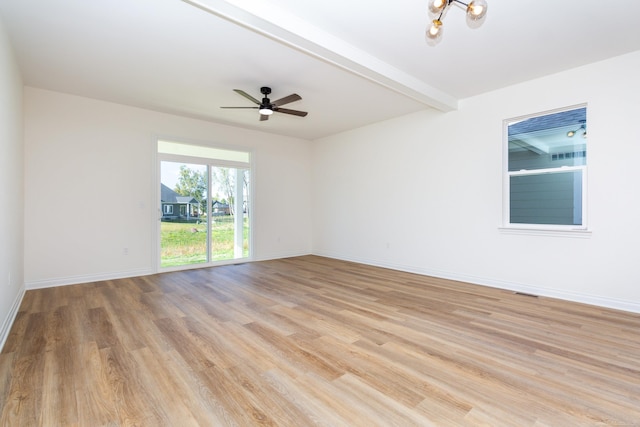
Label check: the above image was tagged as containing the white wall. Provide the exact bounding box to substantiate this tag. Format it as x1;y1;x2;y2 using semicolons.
0;16;25;349
313;50;640;313
24;88;312;288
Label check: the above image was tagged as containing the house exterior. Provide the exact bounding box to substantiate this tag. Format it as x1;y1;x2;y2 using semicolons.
211;200;230;216
160;184;200;222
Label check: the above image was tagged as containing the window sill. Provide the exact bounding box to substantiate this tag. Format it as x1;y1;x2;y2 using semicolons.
498;226;592;239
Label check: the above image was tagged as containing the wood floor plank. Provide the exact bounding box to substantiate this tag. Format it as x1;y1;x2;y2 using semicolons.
128;347;207;427
40;344;78;427
1;354;43;426
2;255;640;425
74;341;118;427
260;369;345;427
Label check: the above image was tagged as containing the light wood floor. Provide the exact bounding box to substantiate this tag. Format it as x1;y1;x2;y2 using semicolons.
1;256;639;426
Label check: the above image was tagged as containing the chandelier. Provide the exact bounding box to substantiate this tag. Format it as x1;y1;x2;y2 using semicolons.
426;0;488;45
567;120;587;138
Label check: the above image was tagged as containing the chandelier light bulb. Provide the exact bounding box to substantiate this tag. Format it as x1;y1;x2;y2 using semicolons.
467;0;488;20
426;19;443;41
259;107;273;115
429;0;448;14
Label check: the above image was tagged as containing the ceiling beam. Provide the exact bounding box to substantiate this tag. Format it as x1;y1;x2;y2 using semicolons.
182;0;458;112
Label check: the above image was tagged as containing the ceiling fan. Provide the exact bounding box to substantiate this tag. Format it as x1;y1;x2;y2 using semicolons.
221;87;308;121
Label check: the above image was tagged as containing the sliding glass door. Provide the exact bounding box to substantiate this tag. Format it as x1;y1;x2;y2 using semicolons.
210;166;250;261
160;161;208;267
158;141;251;269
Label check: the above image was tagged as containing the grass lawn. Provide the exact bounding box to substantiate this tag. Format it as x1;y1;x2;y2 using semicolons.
160;216;249;267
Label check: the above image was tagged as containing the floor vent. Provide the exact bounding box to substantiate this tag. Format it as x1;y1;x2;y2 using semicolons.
514;291;539;298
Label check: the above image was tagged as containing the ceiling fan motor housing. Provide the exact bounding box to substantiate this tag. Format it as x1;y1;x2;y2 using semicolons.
260;87;273;109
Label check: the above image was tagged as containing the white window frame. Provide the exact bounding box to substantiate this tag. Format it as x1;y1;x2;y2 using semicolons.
164;205;173;215
501;105;591;237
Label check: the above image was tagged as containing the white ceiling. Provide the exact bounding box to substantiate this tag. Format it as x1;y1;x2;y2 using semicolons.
1;0;640;140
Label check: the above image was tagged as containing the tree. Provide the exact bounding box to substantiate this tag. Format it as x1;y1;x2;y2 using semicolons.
212;167;235;215
211;168;249;216
174;165;207;215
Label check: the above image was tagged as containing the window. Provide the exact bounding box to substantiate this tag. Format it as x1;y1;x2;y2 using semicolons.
164;205;173;215
504;106;587;230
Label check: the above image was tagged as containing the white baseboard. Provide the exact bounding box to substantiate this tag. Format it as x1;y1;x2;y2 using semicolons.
25;268;154;290
313;251;640;314
0;283;25;352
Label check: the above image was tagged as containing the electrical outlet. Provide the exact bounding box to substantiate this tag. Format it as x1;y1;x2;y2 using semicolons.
123;247;129;256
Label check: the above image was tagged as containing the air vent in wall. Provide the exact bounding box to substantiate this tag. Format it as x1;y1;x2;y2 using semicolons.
514;292;539;298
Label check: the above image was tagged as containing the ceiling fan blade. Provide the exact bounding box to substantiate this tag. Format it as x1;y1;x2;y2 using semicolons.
275;107;308;117
233;89;260;105
220;106;259;109
260;114;269;121
272;93;301;107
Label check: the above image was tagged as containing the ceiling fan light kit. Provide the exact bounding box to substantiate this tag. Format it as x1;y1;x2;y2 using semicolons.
221;86;307;121
426;0;488;45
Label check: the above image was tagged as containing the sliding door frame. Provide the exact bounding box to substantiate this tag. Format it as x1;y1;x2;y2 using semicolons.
153;139;253;273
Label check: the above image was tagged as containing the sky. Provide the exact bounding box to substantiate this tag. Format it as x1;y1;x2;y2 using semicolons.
160;161;198;190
